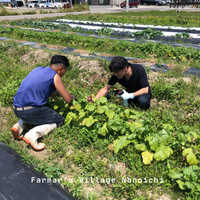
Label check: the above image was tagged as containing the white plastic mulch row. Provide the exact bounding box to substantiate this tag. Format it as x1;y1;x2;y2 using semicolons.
56;19;200;31
54;20;200;39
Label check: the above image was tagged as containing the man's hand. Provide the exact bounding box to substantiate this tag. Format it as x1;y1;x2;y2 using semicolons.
71;95;78;101
117;89;134;100
87;95;94;103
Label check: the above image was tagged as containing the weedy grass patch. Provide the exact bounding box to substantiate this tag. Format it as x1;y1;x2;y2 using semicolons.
22;11;37;15
0;3;89;16
0;5;18;16
0;40;199;200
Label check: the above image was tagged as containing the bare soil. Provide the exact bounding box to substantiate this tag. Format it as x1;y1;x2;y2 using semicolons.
20;49;51;67
0;102;13;133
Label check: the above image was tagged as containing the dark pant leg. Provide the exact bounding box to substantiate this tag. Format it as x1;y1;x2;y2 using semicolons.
129;93;152;110
14;106;65;128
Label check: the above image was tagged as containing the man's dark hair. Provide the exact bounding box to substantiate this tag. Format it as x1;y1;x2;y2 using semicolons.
109;56;129;72
51;55;69;69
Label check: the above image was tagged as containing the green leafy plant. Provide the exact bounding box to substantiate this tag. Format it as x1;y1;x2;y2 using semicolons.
130;27;164;39
21;20;70;30
168;165;200;195
71;26;83;32
47;95;199;168
172;32;191;39
95;27;115;36
44;93;199;199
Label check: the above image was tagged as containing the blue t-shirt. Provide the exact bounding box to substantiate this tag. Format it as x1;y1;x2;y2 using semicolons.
13;67;57;107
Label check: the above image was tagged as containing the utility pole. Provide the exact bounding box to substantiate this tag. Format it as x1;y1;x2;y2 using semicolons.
112;0;114;8
126;0;129;12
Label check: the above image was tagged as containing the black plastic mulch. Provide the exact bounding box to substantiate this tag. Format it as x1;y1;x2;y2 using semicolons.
0;142;78;200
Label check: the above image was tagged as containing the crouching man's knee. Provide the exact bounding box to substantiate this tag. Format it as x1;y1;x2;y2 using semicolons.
137;94;151;110
57;118;65;127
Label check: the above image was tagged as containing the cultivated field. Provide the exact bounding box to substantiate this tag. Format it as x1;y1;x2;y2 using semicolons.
0;9;199;200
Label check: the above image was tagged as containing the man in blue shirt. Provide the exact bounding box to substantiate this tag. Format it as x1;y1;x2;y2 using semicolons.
88;56;151;110
11;55;73;151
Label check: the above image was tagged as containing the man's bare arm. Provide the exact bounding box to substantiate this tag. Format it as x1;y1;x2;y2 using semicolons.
133;87;149;97
54;74;73;103
95;84;112;99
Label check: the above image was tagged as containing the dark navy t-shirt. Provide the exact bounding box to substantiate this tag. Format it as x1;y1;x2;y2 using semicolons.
108;63;151;94
13;67;57;107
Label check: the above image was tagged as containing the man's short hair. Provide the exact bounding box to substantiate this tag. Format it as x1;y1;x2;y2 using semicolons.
51;55;69;69
109;56;129;72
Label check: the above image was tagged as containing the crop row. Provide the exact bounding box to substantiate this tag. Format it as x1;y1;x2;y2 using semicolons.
60;10;200;27
19;20;198;40
4;24;199;51
0;26;199;67
56;19;200;30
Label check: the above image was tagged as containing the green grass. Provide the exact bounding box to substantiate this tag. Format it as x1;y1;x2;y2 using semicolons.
22;11;37;15
0;3;89;17
0;40;199;200
71;3;90;12
39;10;49;14
0;5;18;16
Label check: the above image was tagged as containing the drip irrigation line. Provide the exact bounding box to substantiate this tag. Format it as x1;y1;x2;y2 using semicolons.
0;36;199;78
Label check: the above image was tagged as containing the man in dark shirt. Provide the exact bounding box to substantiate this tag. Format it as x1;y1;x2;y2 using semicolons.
88;56;152;110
